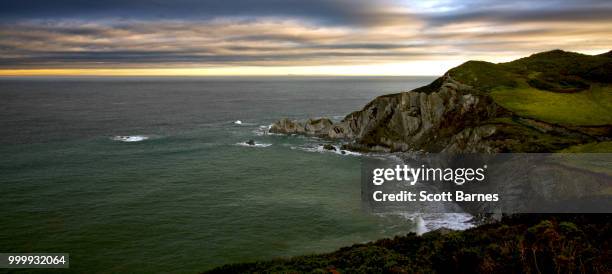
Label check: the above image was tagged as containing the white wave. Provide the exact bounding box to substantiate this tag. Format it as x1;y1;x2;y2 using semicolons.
253;124;283;136
402;213;475;233
236;141;272;148
111;135;149;142
253;125;267;136
233;120;256;126
422;213;475;231
292;144;361;156
415;215;427;235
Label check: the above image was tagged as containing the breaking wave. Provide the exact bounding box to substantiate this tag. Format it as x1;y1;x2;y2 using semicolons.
236;141;272;148
111;135;149;142
292;144;361;156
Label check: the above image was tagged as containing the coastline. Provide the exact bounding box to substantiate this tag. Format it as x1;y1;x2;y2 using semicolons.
207;50;612;272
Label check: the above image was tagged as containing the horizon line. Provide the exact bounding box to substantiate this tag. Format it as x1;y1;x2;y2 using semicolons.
0;73;439;78
0;61;462;77
0;69;441;77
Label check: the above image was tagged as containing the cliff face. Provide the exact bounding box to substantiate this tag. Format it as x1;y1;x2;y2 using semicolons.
270;75;501;152
330;75;502;153
269;50;612;153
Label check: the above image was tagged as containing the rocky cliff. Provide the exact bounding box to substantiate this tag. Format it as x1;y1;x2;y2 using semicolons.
270;50;612;153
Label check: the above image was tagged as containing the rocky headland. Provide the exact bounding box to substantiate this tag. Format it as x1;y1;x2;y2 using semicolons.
270;50;612;153
270;49;612;217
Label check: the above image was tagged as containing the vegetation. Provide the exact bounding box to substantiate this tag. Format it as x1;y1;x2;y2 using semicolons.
206;215;611;273
501;50;612;84
559;141;612;153
448;60;518;92
485;120;587;152
555;141;612;175
450;49;612;127
490;83;612;126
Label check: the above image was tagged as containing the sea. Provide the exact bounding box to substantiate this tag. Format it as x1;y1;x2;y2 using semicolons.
0;76;472;273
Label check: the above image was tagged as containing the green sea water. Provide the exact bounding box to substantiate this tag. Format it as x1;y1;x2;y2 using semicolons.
1;76;446;273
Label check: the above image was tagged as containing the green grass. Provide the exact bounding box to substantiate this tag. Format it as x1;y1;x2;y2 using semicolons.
490;84;612;126
449;50;612;93
559;141;612;153
554;141;612;176
449;61;518;92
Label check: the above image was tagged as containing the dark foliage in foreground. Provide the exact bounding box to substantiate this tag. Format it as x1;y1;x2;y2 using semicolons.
205;215;611;273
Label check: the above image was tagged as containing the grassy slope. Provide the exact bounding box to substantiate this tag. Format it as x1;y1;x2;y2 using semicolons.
490;83;612;126
560;141;612;153
450;50;612;127
556;141;612;176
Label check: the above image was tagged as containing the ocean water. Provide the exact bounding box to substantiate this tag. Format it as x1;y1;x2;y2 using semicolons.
0;76;467;273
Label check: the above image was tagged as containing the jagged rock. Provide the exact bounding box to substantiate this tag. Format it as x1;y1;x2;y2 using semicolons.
269;118;303;134
442;125;498;153
334;75;504;152
322;144;336;151
269;117;334;137
304;118;333;136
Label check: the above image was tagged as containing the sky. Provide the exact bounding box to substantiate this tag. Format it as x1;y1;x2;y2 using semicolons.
0;0;611;76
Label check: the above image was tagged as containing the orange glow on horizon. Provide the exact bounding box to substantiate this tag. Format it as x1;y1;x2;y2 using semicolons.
0;61;466;77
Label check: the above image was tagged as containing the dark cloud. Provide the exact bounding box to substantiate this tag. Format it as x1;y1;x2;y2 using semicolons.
422;0;612;26
427;7;612;26
0;0;388;26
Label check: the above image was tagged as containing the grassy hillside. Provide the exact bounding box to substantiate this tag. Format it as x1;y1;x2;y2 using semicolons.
449;50;612;127
560;141;612;153
556;141;612;175
491;83;612;126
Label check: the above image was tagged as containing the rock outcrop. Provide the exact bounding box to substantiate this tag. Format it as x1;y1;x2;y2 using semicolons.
269;118;333;137
331;75;503;152
268;75;501;152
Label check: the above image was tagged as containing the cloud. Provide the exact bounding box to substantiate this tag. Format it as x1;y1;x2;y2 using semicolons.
0;0;610;71
0;19;434;68
0;0;403;27
424;2;612;26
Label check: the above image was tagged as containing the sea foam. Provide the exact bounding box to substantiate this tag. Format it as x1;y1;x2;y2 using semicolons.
293;144;361;156
111;135;149;142
234;120;256;126
253;124;282;136
236;142;272;148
